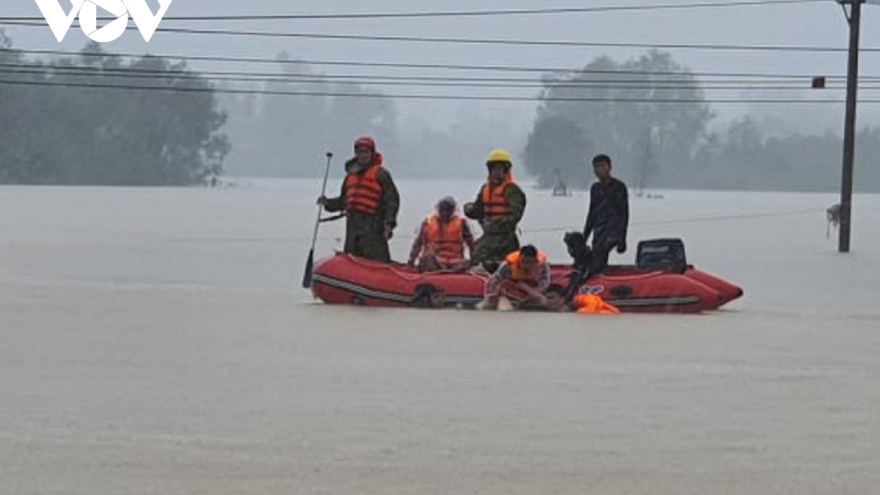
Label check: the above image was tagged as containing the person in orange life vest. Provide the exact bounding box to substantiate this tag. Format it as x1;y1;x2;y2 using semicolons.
407;196;476;273
482;245;552;311
317;136;400;263
463;149;527;270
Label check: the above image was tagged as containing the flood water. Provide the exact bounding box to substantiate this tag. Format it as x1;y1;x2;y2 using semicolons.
1;180;878;494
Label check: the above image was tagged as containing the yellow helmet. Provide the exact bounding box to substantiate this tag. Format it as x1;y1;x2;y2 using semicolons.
486;148;513;166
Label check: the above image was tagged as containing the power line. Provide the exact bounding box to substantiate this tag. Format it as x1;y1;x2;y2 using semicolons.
0;77;865;104
0;65;867;91
0;22;865;53
0;69;856;91
183;208;838;243
152;30;880;54
526;208;824;233
0;62;856;88
2;47;873;81
0;61;827;85
0;61;804;83
0;0;826;22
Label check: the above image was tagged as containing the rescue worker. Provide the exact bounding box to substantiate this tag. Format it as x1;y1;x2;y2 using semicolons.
482;245;555;311
407;196;475;273
464;149;527;271
583;154;629;275
317;136;400;263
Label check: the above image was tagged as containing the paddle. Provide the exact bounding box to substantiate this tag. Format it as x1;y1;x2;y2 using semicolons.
302;152;334;289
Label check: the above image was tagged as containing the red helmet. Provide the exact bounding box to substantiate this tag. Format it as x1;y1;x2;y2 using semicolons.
354;136;376;152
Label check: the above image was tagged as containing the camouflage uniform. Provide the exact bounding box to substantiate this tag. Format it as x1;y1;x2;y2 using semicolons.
324;159;400;263
466;183;527;267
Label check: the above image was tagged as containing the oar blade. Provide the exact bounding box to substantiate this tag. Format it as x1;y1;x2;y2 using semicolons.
302;249;315;289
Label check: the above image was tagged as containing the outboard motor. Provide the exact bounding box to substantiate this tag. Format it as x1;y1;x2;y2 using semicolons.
636;238;687;274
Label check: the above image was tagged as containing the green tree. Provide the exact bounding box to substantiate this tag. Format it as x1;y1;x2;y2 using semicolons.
523;115;592;188
525;50;712;188
0;37;229;186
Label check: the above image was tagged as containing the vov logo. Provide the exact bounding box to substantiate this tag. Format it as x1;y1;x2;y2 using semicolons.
34;0;174;43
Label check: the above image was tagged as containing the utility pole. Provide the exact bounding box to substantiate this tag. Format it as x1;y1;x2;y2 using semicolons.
638;126;655;197
838;0;863;253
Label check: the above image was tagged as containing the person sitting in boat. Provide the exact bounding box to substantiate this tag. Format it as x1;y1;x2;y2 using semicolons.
482;245;556;311
464;149;527;272
317;136;400;263
407;196;476;273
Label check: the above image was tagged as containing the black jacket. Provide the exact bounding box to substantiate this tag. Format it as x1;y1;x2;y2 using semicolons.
583;177;629;243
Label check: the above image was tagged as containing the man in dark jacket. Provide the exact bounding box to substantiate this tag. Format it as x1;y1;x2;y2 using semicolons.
583;154;629;275
318;136;400;263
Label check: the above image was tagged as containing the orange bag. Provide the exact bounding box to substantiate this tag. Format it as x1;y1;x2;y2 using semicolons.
573;294;620;315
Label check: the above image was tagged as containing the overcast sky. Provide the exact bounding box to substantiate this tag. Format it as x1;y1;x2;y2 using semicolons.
3;0;879;134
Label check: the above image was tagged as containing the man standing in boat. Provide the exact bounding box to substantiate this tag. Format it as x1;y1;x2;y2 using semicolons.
408;196;475;273
583;154;629;275
318;136;400;263
464;149;527;271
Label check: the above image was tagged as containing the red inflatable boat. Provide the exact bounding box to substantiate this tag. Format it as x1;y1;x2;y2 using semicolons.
310;239;743;313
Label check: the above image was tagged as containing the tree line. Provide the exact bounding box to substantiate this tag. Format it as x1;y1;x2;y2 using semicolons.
3;29;878;193
0;32;229;186
524;50;880;193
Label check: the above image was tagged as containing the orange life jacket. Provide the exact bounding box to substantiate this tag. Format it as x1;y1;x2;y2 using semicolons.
425;215;466;264
505;250;548;283
480;174;515;221
573;294;620;315
345;165;383;215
